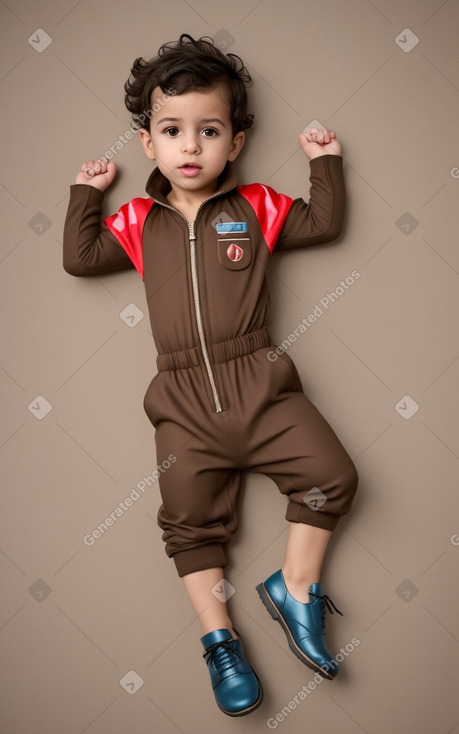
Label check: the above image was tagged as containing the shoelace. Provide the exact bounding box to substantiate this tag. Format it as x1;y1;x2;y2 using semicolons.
203;639;241;674
308;592;343;629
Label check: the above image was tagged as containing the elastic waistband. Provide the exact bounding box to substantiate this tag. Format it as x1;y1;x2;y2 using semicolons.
156;328;271;372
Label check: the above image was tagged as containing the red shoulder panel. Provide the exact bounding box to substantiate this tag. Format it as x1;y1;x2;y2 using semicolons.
237;184;293;253
105;198;154;279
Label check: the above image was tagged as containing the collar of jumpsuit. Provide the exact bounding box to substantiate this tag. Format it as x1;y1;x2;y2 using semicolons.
144;161;239;207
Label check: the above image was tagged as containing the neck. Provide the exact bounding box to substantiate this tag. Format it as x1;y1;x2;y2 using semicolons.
166;183;219;220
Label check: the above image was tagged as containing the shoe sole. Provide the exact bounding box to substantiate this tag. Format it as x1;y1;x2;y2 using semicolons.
256;582;335;680
217;675;263;717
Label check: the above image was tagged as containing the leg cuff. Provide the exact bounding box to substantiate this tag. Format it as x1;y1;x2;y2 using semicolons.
285;501;340;532
172;543;229;577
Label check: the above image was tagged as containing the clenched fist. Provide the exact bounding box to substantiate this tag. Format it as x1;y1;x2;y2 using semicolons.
75;158;117;191
300;127;342;160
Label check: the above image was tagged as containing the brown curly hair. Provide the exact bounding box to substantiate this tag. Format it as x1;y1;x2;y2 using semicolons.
124;33;254;134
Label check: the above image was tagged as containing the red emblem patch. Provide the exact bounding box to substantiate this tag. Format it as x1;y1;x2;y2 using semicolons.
227;243;243;262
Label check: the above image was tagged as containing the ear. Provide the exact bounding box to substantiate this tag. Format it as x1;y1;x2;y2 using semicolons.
227;131;245;162
138;128;155;160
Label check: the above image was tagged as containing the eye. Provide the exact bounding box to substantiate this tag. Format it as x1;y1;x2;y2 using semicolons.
164;127;179;137
202;128;218;137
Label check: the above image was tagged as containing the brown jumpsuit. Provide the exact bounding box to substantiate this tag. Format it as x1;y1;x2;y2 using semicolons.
63;154;358;577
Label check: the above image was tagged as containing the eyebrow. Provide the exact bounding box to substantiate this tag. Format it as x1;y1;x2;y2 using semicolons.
155;117;226;127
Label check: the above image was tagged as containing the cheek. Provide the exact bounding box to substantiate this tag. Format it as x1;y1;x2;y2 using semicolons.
149;137;170;160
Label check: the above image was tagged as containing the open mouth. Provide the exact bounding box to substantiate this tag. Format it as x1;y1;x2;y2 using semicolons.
179;164;202;177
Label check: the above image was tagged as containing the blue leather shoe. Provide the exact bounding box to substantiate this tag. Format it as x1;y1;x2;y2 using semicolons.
201;629;263;716
256;570;342;679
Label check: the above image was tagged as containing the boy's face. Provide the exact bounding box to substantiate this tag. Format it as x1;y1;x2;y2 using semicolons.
139;85;245;203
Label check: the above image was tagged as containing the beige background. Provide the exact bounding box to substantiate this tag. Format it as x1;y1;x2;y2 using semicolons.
1;0;458;732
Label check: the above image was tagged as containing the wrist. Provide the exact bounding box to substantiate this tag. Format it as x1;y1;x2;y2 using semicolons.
309;152;342;162
309;150;342;160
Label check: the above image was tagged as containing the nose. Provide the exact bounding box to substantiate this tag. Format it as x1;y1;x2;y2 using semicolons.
182;134;200;154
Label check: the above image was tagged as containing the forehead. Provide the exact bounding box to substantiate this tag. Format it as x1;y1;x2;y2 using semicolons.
151;85;231;121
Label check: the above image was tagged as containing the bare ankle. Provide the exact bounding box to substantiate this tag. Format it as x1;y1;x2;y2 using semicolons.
282;568;319;603
282;566;320;587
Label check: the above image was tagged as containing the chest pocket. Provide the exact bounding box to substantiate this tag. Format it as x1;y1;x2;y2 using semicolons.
217;236;252;270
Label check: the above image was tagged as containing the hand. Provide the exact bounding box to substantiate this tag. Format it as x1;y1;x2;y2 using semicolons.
300;127;342;159
75;158;117;190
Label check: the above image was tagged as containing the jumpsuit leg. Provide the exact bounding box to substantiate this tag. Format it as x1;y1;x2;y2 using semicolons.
156;416;243;576
247;393;358;531
220;347;358;531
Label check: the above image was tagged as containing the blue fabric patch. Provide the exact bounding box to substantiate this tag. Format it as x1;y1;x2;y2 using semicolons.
216;222;248;233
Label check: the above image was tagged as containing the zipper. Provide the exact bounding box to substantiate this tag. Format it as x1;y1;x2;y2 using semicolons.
154;193;224;413
188;221;222;413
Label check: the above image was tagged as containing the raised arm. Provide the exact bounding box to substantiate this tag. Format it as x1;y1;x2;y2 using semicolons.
275;128;345;251
63;159;134;276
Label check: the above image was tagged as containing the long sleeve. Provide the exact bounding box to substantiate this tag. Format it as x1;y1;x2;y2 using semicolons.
274;154;345;252
63;184;134;276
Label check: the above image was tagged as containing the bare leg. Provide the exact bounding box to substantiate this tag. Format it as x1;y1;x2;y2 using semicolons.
282;522;332;603
182;567;237;638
